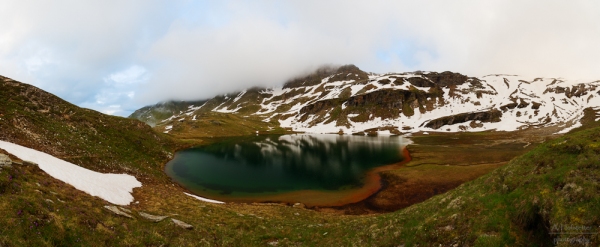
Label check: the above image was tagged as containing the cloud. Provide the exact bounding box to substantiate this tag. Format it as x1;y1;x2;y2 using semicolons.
2;0;600;116
104;65;149;86
0;0;179;115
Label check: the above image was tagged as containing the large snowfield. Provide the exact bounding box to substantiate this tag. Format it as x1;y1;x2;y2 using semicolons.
0;140;141;205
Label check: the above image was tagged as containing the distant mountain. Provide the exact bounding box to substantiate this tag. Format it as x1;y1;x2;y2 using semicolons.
129;100;208;127
131;65;600;136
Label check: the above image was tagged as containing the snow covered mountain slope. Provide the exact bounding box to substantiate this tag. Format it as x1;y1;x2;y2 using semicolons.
132;65;600;135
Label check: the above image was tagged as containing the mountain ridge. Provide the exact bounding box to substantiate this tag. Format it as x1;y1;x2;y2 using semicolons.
131;65;600;137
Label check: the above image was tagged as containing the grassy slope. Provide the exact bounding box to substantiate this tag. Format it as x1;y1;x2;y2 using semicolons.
360;127;600;246
2;123;599;246
157;111;290;139
0;76;178;183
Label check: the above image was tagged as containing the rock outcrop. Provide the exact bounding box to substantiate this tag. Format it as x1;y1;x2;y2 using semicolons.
424;109;502;129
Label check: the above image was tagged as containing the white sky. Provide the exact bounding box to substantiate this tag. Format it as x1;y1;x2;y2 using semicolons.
1;0;599;116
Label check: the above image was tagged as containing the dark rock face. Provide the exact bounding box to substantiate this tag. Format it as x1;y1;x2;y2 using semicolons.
346;89;416;108
299;99;339;115
424;109;503;129
406;77;436;87
299;89;443;121
500;99;540;112
517;98;530;108
345;88;443;119
500;102;518;112
407;71;470;88
545;84;598;98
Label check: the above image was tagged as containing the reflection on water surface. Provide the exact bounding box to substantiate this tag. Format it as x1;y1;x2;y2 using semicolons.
165;134;407;197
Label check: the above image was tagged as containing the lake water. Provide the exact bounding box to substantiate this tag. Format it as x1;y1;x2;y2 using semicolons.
165;134;409;204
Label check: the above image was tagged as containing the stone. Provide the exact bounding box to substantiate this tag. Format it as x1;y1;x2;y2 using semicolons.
442;225;454;231
0;154;12;168
446;196;464;209
171;218;193;229
292;202;305;208
450;213;459;220
104;205;133;218
139;212;168;222
119;207;132;214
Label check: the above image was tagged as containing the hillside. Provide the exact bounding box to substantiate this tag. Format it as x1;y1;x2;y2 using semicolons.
340;125;600;246
0;75;177;182
131;65;600;138
2;99;600;245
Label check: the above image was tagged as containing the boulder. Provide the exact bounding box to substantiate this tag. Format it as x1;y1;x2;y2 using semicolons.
104;205;133;218
119;207;132;214
0;154;12;168
171;218;193;229
139;212;168;222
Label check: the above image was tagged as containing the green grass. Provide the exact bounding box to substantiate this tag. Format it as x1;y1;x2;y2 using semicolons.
3;125;598;246
157;111;290;139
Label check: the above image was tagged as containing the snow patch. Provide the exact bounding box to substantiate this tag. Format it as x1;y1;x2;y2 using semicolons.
232;90;247;103
0;141;141;205
184;192;225;204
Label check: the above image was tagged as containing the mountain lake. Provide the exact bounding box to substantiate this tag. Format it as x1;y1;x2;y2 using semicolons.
165;134;410;206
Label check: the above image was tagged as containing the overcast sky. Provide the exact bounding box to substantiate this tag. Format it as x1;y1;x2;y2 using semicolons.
2;1;600;116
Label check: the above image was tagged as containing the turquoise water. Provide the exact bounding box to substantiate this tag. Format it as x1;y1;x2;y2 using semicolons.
165;134;407;197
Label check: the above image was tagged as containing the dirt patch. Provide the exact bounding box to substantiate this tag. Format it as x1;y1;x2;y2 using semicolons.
318;162;505;215
316;131;545;215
